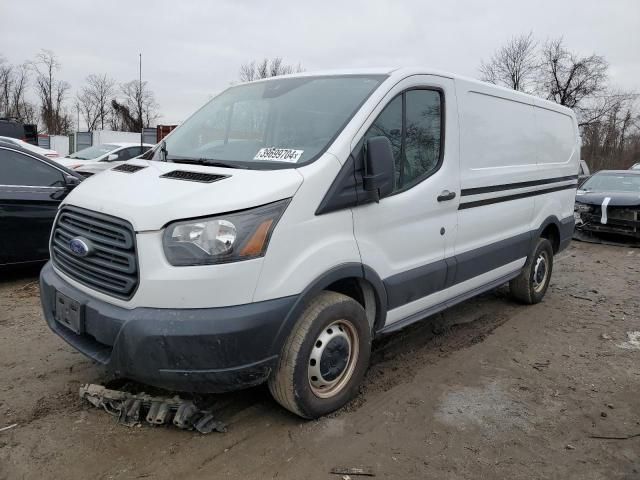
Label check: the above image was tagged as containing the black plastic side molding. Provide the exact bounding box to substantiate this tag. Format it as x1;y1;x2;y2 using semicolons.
316;139;376;215
315;154;360;215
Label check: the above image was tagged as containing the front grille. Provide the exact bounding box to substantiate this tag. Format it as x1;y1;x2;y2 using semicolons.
160;170;228;183
51;206;138;299
608;208;638;222
582;206;640;237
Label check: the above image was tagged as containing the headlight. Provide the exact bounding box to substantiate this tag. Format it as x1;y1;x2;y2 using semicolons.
163;199;289;266
574;203;592;213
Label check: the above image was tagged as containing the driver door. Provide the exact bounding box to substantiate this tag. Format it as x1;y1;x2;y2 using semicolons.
0;148;71;264
351;76;460;327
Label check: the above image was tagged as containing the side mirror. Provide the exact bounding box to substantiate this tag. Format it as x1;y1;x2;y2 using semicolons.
64;175;82;188
106;153;118;161
364;136;395;202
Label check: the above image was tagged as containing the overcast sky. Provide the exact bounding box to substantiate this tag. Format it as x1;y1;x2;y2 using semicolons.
1;0;639;125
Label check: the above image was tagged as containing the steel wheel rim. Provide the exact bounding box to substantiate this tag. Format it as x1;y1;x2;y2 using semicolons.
533;251;549;293
308;320;359;398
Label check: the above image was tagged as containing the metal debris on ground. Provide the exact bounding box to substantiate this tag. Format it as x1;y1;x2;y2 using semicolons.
589;432;640;440
79;384;226;434
330;466;375;477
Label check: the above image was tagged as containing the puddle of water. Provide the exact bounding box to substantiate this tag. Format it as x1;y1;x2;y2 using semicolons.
435;381;531;434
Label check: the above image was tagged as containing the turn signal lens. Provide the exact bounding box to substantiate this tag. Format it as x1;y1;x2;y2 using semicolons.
240;219;274;257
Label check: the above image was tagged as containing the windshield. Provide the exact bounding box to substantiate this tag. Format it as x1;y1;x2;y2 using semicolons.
158;75;385;167
581;173;640;193
69;144;118;160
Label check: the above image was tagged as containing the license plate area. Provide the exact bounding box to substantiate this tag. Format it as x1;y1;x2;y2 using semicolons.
54;291;84;334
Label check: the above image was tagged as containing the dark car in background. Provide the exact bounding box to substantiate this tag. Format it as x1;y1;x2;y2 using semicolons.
0;118;38;145
574;170;640;240
0;140;83;266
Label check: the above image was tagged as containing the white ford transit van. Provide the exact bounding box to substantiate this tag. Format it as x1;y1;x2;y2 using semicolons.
40;68;579;418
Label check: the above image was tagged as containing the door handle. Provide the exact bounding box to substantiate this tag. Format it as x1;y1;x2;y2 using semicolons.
437;190;456;202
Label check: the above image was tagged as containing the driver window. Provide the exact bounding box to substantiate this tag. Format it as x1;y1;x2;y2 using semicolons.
0;149;65;187
363;89;443;192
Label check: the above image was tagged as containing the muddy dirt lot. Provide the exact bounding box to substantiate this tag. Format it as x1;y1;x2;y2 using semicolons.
1;241;639;479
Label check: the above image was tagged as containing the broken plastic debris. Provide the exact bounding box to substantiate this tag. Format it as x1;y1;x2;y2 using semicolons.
79;384;226;434
330;466;375;477
617;332;640;350
0;423;18;433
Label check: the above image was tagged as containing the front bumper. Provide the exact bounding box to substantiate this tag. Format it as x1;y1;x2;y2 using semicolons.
575;207;640;239
40;262;296;393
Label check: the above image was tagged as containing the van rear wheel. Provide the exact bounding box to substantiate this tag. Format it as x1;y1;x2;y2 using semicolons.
510;237;554;304
268;291;371;419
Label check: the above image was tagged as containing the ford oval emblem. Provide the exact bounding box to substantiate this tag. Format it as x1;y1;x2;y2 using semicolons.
69;237;92;257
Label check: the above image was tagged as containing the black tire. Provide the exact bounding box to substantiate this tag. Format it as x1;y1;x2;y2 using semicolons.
510;237;554;304
268;291;372;419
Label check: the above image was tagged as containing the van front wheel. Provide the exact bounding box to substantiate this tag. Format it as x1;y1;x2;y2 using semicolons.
268;291;371;419
510;237;554;304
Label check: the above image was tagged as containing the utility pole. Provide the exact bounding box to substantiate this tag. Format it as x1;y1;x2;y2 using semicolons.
139;53;143;149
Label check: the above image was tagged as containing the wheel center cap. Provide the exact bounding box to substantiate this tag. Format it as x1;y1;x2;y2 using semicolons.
319;337;349;381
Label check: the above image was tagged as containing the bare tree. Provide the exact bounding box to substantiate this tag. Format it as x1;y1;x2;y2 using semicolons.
110;79;159;132
239;57;303;82
76;91;97;130
479;32;538;92
539;38;610;126
0;58;37;124
10;63;30;121
580;92;639;168
0;56;13;117
32;50;71;134
76;73;116;130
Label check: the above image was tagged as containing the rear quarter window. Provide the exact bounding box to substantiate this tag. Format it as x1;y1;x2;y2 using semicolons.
534;107;576;165
460;91;538;171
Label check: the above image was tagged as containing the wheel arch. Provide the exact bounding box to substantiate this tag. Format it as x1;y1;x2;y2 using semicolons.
533;215;562;254
267;263;387;358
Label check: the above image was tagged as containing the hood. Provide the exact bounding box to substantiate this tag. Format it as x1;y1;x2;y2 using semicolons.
576;190;640;207
62;160;304;230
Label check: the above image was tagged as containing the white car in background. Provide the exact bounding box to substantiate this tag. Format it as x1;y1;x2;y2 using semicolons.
56;142;154;176
0;135;60;158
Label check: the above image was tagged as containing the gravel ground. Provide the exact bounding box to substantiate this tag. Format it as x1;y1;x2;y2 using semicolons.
0;241;639;479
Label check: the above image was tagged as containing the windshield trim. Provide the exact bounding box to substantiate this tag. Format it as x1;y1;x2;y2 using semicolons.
151;74;389;170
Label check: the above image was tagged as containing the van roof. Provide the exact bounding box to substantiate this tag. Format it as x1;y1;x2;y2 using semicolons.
248;67;575;117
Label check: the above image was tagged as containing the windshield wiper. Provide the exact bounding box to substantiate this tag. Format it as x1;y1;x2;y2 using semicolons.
166;157;241;169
